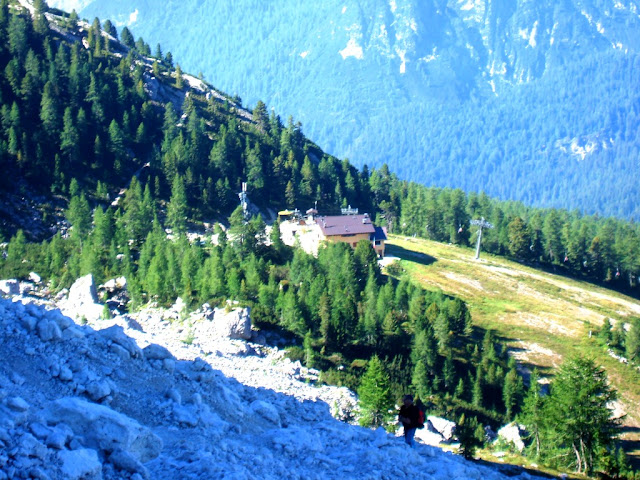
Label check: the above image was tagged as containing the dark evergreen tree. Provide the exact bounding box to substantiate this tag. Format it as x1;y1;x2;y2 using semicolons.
544;357;619;474
166;175;188;234
357;355;392;428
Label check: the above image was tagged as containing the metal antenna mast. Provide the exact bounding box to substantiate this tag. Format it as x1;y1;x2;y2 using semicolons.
470;217;494;260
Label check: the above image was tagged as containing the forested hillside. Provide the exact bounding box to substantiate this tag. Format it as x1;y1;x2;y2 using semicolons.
0;2;639;476
48;0;640;219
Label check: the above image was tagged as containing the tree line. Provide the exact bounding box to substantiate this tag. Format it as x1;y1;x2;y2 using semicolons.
1;2;638;303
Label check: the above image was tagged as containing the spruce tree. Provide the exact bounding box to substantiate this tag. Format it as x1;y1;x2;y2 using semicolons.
65;193;91;239
545;356;619;474
303;330;315;368
120;26;134;48
166;175;188;234
502;362;523;420
174;63;183;89
456;414;484;459
625;317;640;363
357;355;392;428
518;369;544;458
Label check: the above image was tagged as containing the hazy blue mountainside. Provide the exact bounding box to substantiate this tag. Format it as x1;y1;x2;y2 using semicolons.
51;0;640;219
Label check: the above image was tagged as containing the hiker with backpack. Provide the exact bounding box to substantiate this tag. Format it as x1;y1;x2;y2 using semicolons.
398;394;423;448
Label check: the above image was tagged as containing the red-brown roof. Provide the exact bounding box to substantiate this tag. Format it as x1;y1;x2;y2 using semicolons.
317;214;376;237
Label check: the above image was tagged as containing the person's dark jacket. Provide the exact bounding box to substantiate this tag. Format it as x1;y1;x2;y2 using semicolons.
399;404;420;430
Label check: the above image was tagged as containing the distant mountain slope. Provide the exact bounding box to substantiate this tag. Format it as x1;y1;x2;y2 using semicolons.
48;0;640;219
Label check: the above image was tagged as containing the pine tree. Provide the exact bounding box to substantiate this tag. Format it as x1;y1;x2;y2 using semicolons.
443;352;456;393
269;219;286;261
318;294;333;350
454;378;466;400
361;269;380;346
164;51;173;68
285;180;296;208
411;325;438;398
166;175;188;234
518;369;544;458
357;355;392;428
303;330;315;368
40;82;60;139
108;119;126;175
33;0;49;35
597;318;613;345
545;356;619;474
4;230;28;277
120;26;134;48
174;63;183;89
502;361;523;420
472;368;484;408
65;193;91;239
60;107;80;166
456;414;484;459
625;317;640;363
103;19;117;38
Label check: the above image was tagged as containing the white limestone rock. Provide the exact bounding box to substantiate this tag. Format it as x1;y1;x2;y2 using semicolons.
37;319;62;342
250;400;281;427
415;427;445;446
109;449;149;479
86;380;112;402
58;449;102;480
143;343;174;361
18;432;47;459
42;397;162;462
28;272;42;284
0;279;20;296
62;326;85;340
19;282;33;295
427;416;456;442
99;325;142;358
19;313;37;332
211;307;252;340
496;422;526;452
29;422;52;440
7;396;29;412
101;277;127;292
46;425;72;450
173;403;199;427
63;274;104;322
49;310;73;331
59;366;73;382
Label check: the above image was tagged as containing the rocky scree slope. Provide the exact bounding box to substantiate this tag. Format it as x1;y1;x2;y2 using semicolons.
0;284;544;480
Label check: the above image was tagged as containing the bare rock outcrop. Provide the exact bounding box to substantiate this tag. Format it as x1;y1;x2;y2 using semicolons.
62;274;104;322
42;397;163;463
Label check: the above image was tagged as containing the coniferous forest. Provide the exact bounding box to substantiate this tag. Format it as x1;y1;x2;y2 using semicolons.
0;2;639;476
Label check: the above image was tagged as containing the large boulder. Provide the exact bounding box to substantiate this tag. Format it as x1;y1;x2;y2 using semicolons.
427;416;456;442
211;307;252;340
99;325;143;359
143;343;175;361
250;400;281;428
42;397;162;462
0;279;20;296
415;424;445;446
58;449;102;480
63;274;104;322
496;422;526;452
101;277;127;293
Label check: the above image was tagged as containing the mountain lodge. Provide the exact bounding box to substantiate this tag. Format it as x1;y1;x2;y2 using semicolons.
279;210;387;257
